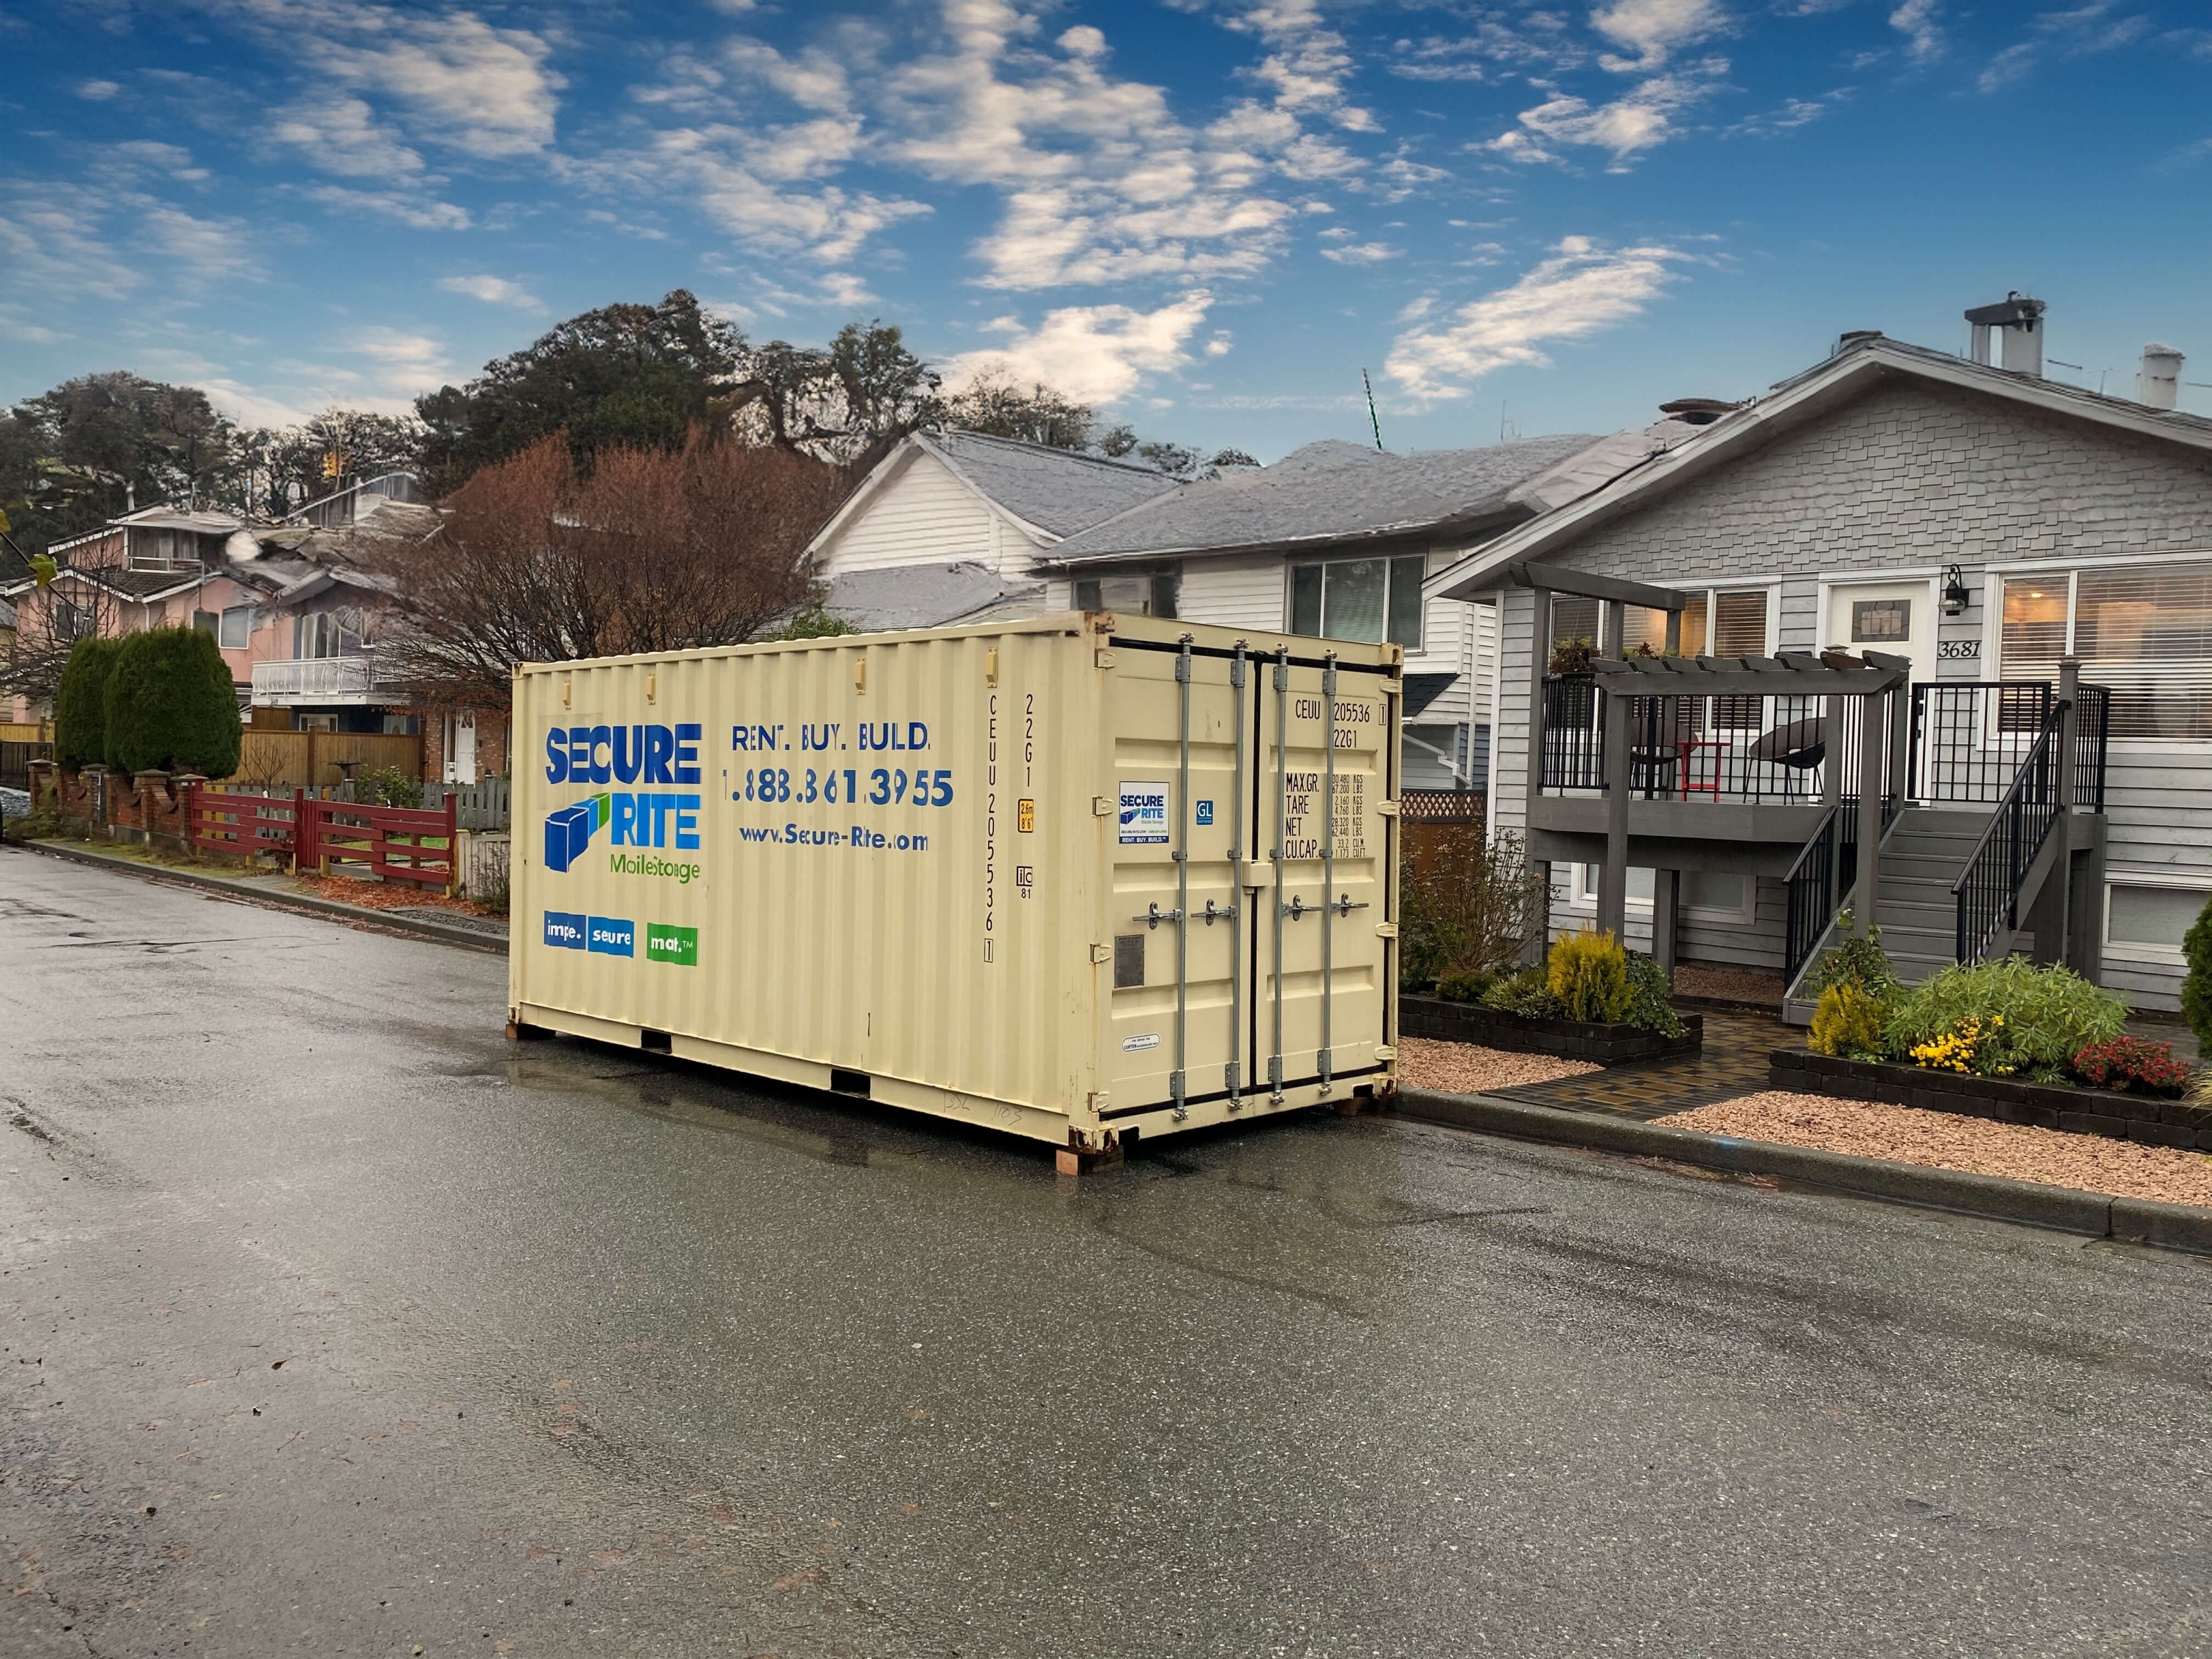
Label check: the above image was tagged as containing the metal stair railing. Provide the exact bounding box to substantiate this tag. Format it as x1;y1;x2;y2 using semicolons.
1951;700;2063;965
1783;790;1901;995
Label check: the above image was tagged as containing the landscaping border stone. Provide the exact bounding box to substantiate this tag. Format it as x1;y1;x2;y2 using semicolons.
1402;994;1702;1063
1391;1086;2212;1257
1767;1048;2212;1150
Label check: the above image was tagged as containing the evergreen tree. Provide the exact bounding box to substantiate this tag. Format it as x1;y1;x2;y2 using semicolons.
103;627;242;778
53;636;124;769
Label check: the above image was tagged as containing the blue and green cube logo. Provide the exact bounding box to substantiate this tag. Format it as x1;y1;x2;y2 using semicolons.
546;792;612;873
647;923;698;966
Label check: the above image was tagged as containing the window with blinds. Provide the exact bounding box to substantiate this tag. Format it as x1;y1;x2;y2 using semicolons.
2001;564;2212;741
1712;589;1769;658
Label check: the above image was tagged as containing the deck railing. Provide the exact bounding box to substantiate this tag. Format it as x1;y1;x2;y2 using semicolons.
1540;676;1881;804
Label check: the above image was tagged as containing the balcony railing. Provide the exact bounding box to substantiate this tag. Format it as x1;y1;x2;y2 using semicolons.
251;653;380;706
1540;675;2110;812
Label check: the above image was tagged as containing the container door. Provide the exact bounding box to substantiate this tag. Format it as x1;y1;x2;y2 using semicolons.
1256;647;1394;1097
1105;639;1256;1114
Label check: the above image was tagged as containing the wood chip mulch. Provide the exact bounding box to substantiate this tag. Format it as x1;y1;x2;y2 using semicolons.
1399;1037;1601;1095
1668;1091;2212;1210
292;874;495;918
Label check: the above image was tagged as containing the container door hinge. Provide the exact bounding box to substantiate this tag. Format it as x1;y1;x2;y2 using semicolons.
1377;799;1400;817
1374;1045;1398;1062
1095;649;1117;669
1090;942;1113;964
1093;795;1113;816
1087;1090;1110;1113
1374;921;1399;938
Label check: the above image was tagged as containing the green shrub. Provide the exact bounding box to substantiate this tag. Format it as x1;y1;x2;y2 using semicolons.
1803;912;1902;1001
1481;967;1561;1020
1882;958;2127;1076
1809;982;1887;1060
103;627;242;778
53;636;123;769
354;766;422;809
2183;894;2212;1050
1621;952;1686;1038
1546;928;1631;1023
1399;824;1542;987
1435;970;1494;1003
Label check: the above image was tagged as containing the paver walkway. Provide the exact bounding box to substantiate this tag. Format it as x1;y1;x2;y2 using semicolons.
1491;1009;1793;1119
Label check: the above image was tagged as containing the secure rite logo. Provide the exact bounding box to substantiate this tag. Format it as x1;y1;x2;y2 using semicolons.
543;721;705;875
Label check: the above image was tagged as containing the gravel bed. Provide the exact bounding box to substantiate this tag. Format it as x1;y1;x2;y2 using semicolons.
1670;1090;2212;1209
1399;1037;1601;1094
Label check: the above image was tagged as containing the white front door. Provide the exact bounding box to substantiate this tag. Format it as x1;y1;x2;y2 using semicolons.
1824;581;1935;686
452;714;478;786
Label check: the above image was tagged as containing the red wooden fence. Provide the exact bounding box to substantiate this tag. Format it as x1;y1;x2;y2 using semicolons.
184;786;457;894
299;794;458;894
188;787;299;863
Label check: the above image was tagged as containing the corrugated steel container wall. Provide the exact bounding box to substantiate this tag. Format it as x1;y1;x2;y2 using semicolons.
509;613;1399;1150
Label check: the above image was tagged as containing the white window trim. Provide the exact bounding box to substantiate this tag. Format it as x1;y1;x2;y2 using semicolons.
1284;552;1430;657
1989;558;2212;751
2101;868;2212;961
1565;863;1755;926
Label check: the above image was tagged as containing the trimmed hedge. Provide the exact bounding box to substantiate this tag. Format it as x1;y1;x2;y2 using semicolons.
102;626;241;778
53;636;124;769
2183;894;2212;1050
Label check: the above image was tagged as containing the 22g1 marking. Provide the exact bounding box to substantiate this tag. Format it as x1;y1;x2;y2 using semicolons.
739;767;954;807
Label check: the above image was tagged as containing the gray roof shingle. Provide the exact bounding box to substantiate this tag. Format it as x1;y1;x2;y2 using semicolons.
824;561;1046;633
925;430;1180;537
1045;433;1601;563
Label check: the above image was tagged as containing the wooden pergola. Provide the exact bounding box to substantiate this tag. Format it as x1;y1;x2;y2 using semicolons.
1509;561;1910;959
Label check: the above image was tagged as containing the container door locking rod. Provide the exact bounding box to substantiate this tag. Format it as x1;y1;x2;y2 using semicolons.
1226;641;1248;1110
1172;634;1193;1121
1319;653;1336;1094
1269;644;1290;1102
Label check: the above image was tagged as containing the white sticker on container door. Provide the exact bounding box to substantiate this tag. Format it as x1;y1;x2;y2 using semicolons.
1119;780;1169;844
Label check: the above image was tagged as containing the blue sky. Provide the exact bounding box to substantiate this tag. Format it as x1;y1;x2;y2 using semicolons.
4;0;2210;461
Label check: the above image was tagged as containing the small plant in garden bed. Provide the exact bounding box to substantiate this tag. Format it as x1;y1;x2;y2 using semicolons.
1435;970;1494;1003
1908;1015;2014;1077
1808;981;1887;1061
2069;1037;2190;1096
1471;932;1683;1037
1884;957;2126;1081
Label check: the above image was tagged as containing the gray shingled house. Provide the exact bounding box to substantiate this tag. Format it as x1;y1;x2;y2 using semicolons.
1428;319;2212;1012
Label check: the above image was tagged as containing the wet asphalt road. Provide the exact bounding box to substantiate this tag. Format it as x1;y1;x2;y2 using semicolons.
4;846;2211;1658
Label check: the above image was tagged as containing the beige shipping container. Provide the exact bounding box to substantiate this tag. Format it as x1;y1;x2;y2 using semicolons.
507;612;1401;1156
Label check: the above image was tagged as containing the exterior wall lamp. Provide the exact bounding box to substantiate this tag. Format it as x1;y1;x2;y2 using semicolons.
1941;564;1970;616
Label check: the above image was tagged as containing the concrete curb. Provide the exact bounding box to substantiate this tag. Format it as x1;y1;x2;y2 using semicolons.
1394;1086;2212;1257
13;837;509;956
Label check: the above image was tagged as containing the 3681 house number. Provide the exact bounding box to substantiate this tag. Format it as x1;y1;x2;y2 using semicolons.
1937;639;1981;660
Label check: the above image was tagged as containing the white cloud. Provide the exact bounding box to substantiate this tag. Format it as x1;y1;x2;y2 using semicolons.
137;206;262;286
875;1;1352;289
437;274;542;308
1978;41;2039;90
0;184;139;302
1889;0;1944;64
1591;0;1729;72
1390;15;1582;83
268;92;424;177
1222;0;1380;132
1977;4;2155;92
942;290;1214;404
1385;236;1690;403
1320;240;1399;265
77;79;122;100
299;184;471;229
346;326;453;398
1486;63;1724;169
1725;90;1850;137
223;0;563;161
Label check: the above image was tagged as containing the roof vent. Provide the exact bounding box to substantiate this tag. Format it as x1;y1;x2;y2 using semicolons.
1834;330;1884;355
2137;342;2184;411
1964;293;2045;377
1657;397;1742;427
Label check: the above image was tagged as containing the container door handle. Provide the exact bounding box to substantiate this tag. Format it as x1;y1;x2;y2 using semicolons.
1170;635;1194;1121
